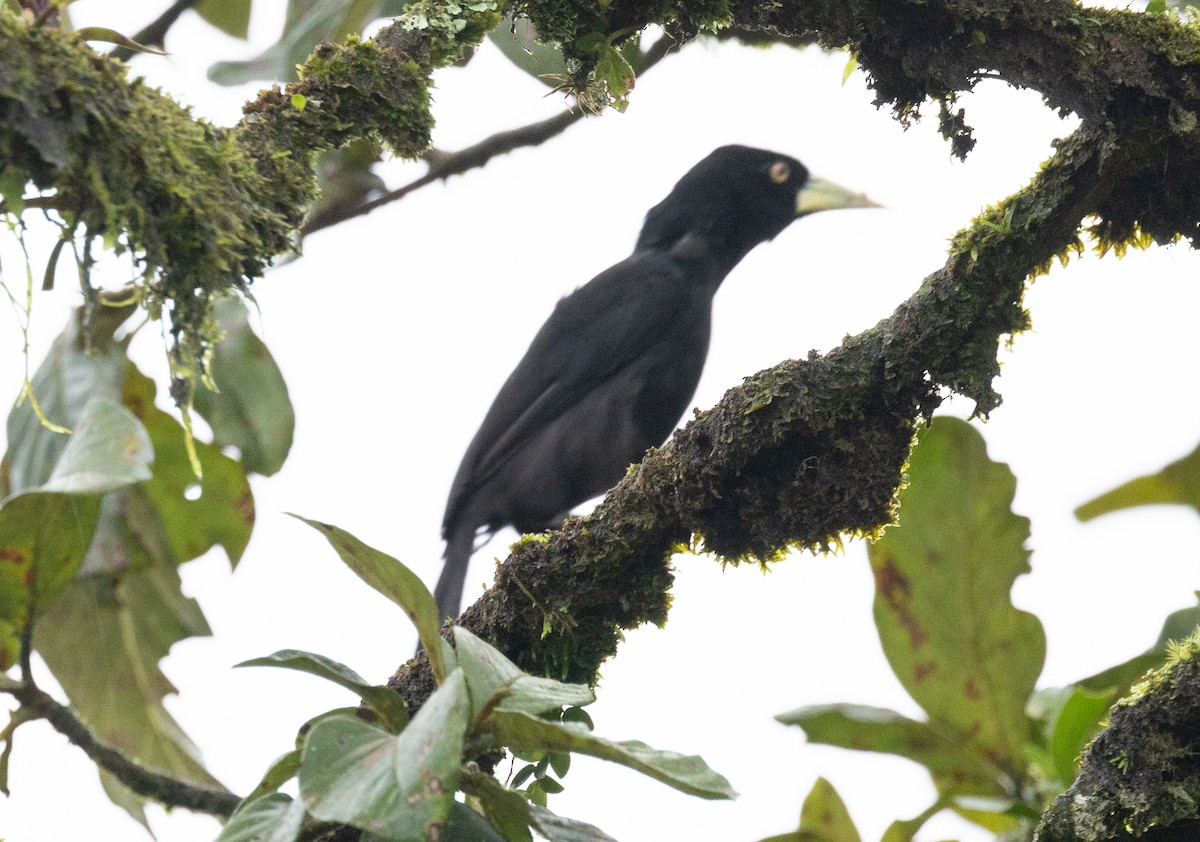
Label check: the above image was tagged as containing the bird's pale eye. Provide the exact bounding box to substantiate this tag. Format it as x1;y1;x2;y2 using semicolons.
768;161;791;184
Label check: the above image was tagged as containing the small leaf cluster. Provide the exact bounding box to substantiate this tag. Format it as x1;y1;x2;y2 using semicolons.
219;518;735;841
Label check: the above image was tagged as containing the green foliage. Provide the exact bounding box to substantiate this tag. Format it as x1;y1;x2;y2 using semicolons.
1076;439;1200;521
776;418;1200;839
757;777;863;842
191;297;295;477
197;0;254;40
228;523;733;839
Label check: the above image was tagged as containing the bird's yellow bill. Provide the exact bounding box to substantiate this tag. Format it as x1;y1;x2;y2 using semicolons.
796;177;882;214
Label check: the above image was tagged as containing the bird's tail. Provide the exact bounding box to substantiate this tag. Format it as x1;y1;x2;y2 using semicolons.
434;523;475;625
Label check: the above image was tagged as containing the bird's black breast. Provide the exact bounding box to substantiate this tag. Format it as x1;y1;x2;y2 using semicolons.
443;248;721;538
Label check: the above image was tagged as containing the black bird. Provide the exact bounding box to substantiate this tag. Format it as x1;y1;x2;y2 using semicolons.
434;145;877;622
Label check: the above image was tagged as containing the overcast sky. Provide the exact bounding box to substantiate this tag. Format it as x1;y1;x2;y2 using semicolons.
3;2;1199;841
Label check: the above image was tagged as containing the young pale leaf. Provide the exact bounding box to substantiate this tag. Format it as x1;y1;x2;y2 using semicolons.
217;793;306;842
778;703;999;787
236;649;409;733
799;777;862;842
492;710;735;800
300;671;471;838
291;516;452;682
1076;439;1200;520
191;297;294;477
454;627;594;722
867;417;1044;779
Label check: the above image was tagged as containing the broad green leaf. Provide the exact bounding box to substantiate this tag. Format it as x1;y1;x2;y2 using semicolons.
237;649;408;733
197;0;253;39
192;297;294;477
300;670;471;839
4;306;133;495
124;364;254;566
217;793;306;842
454;627;594;724
39;399;152;495
799;777;861;842
33;561;220;819
492;710;735;800
867;417;1043;781
486;15;569;88
1076;439;1200;521
778;704;999;788
1078;600;1200;694
292;516;453;683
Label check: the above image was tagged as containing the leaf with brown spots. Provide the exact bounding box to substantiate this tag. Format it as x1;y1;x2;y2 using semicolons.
868;417;1044;787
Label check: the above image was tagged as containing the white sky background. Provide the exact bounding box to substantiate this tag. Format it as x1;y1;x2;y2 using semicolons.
3;2;1200;841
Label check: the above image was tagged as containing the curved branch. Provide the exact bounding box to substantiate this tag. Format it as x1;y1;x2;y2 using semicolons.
7;682;242;817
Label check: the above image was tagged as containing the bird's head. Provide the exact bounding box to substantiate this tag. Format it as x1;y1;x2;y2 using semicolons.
636;145;878;270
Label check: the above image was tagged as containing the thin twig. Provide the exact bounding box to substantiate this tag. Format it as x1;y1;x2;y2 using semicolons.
109;0;202;62
299;33;679;237
6;682;242;817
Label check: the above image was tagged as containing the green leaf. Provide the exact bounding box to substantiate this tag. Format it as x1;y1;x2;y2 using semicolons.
1046;686;1113;784
841;52;859;86
237;649;408;733
299;670;471;838
454;627;594;724
0;398;153;668
217;793;306;842
5;307;133;496
245;749;303;801
486;15;569;88
594;42;634;110
207;0;393;84
492;710;735;800
33;561;220;822
798;777;861;842
1076;439;1200;521
196;0;254;39
191;297;294;477
291;516;453;683
123;364;254;567
37;399;153;495
74;27;168;55
880;799;949;842
867;417;1044;781
460;768;534;841
528;805;619;842
778;704;999;787
443;800;508;842
1078;600;1200;694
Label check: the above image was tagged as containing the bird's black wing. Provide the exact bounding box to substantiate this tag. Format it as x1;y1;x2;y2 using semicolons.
444;250;698;535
